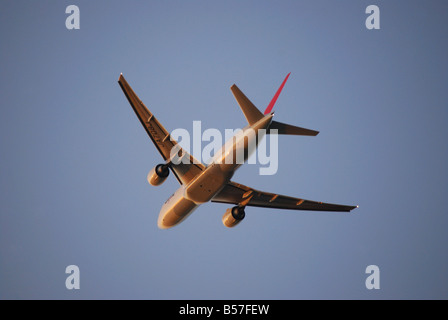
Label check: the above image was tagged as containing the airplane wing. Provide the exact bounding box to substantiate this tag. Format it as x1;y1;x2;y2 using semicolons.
118;74;205;185
212;181;357;212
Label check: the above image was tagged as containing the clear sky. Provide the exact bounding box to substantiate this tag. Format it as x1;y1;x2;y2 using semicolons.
1;1;447;299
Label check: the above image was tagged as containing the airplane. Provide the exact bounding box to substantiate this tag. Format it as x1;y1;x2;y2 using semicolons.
118;73;357;229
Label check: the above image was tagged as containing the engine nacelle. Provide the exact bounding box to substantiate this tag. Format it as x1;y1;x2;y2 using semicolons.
222;206;245;228
147;164;169;186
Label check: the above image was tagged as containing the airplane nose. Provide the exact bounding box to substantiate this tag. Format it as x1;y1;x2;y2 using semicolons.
157;210;177;229
157;218;173;229
157;194;198;229
157;210;191;229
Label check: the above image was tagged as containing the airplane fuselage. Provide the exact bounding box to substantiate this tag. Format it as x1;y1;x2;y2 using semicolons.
158;114;273;229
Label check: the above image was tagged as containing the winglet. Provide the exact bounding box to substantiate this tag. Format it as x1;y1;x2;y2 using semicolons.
264;73;291;115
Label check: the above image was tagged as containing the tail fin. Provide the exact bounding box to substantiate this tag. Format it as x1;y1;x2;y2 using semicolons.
230;84;264;126
269;120;319;136
230;73;291;126
264;72;291;115
230;73;318;136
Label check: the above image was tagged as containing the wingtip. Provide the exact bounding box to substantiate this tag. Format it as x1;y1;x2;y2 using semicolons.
118;73;128;85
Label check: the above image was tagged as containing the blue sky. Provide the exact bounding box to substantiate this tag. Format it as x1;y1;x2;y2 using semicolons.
1;1;447;299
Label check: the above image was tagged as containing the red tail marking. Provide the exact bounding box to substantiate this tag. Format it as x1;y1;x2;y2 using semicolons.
264;73;291;115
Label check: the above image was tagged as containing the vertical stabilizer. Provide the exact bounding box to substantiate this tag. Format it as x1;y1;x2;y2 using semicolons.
264;73;290;115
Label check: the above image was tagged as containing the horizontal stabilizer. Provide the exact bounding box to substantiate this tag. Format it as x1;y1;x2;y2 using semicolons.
268;120;319;136
230;84;264;126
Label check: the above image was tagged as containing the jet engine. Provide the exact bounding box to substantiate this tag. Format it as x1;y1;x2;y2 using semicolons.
147;164;170;186
222;206;246;228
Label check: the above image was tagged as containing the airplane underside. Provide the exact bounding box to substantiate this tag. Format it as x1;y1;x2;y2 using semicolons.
118;73;358;229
